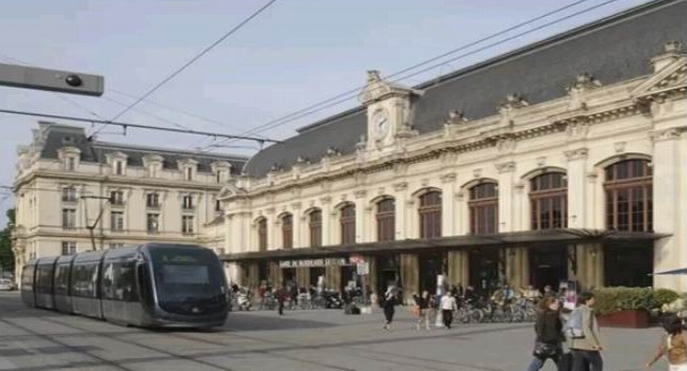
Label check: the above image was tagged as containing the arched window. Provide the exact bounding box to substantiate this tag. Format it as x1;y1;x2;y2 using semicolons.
281;214;293;249
469;182;498;235
257;218;268;252
530;172;568;230
340;203;356;244
309;209;322;247
605;159;652;231
376;198;395;241
419;191;442;238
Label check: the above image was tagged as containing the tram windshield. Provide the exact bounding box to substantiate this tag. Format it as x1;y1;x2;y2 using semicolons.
149;247;225;303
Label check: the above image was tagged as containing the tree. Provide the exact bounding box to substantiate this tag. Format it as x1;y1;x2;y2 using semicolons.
0;208;16;278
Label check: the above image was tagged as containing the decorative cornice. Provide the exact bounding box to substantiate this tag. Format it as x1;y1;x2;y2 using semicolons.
319;196;332;204
440;172;457;183
495;161;515;173
393;182;408;191
354;190;367;199
290;202;302;210
564;148;588;161
650;127;685;142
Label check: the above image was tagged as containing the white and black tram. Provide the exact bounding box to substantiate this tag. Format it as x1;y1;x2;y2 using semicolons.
21;243;229;328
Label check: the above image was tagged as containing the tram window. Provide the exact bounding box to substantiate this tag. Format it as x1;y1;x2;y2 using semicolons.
72;262;99;298
101;263;115;300
36;266;53;294
104;261;137;301
54;264;70;295
22;265;34;291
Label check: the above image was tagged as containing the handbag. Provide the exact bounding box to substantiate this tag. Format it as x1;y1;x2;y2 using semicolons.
413;306;421;316
532;342;559;359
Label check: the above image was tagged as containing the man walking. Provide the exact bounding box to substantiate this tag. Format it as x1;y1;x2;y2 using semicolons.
569;291;603;371
440;292;458;329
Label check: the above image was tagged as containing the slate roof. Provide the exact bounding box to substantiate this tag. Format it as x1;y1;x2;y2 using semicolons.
244;0;687;178
36;122;248;174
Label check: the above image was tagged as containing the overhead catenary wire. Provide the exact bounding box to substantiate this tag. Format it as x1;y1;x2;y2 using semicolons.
211;0;618;149
0;108;281;143
92;0;279;136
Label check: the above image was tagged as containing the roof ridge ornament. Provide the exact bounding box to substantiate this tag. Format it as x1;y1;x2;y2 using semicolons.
567;73;602;110
357;70;423;106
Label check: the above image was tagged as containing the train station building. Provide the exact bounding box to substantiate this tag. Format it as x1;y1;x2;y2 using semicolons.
218;0;687;300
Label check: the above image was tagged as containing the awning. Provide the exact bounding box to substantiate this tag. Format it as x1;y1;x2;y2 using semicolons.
220;228;668;262
650;268;687;275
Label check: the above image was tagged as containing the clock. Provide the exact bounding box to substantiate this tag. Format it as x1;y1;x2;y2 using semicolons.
374;112;389;140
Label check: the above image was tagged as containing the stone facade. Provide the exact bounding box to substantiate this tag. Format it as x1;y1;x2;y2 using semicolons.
219;39;687;299
11;123;246;283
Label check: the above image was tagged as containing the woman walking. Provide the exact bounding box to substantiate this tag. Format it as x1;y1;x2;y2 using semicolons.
526;296;564;371
646;314;687;370
413;291;431;330
382;286;396;330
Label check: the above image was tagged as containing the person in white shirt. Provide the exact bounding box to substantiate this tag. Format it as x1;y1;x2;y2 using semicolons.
440;292;458;329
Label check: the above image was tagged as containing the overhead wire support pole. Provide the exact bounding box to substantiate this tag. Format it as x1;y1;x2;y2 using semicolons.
0;108;282;144
81;195;111;251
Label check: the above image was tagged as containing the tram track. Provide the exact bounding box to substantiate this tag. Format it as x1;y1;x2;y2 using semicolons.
0;317;134;371
23;316;239;371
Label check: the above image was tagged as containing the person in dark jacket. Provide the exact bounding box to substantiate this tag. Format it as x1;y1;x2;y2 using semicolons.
412;291;430;330
526;295;564;371
382;286;396;330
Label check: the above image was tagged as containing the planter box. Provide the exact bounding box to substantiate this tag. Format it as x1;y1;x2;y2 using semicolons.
597;309;650;328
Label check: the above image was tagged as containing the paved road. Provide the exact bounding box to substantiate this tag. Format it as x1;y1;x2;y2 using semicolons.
0;291;668;370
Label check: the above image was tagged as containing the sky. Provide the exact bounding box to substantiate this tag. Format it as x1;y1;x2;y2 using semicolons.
0;0;653;225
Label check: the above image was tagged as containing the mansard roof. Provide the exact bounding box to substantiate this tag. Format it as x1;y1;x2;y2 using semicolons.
244;0;687;178
35;122;247;173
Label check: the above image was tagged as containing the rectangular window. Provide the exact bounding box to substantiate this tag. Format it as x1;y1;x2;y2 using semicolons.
110;211;124;231
182;215;194;235
216;171;222;184
185;167;193;181
62;187;77;202
146;213;159;233
108;243;125;249
182;195;194;210
114;160;124;175
215;199;222;212
64;157;76;171
62;208;76;229
110;191;124;206
146;193;160;208
61;241;77;256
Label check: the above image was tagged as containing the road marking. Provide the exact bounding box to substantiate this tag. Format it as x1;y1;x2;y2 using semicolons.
0;356;17;370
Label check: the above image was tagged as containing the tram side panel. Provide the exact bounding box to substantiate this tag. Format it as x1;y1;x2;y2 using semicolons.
20;262;36;307
53;258;74;314
70;260;103;319
101;257;146;327
34;258;57;310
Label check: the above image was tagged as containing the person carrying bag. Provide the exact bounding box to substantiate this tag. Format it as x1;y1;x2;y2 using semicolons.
527;296;566;371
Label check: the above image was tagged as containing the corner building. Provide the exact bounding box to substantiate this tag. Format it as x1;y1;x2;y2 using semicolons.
220;0;687;301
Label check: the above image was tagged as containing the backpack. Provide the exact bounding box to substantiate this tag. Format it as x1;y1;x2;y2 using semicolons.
564;307;585;339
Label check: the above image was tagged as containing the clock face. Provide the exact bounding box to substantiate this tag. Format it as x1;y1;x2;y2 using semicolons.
375;113;389;140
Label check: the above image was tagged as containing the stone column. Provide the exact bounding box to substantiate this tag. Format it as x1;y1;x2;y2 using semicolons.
325;266;340;291
269;261;281;286
505;247;529;288
296;267;310;289
320;196;332;245
394;182;409;240
448;250;469;287
456;190;469;235
400;253;418;304
368;257;378;296
495;161;516;232
575;244;604;289
441;173;457;236
291;202;303;248
652;127;684;290
265;208;275;250
564;148;589;228
354;190;367;243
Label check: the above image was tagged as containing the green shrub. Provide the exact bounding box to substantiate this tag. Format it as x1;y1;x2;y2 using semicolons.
592;287;680;316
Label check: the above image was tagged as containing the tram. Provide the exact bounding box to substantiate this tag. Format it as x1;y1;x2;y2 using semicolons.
21;243;229;328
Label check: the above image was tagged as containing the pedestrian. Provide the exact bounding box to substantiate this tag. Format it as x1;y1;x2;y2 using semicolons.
412;290;431;330
646;314;687;370
526;296;564;371
276;285;286;315
440;292;457;329
382;286;396;330
569;291;603;371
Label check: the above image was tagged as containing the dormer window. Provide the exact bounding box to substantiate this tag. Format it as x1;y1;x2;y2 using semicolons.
178;159;198;182
114;160;124;175
215;199;222;212
185;167;193;181
64;157;76;171
106;152;128;176
58;146;81;172
142;155;164;178
211;161;232;184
